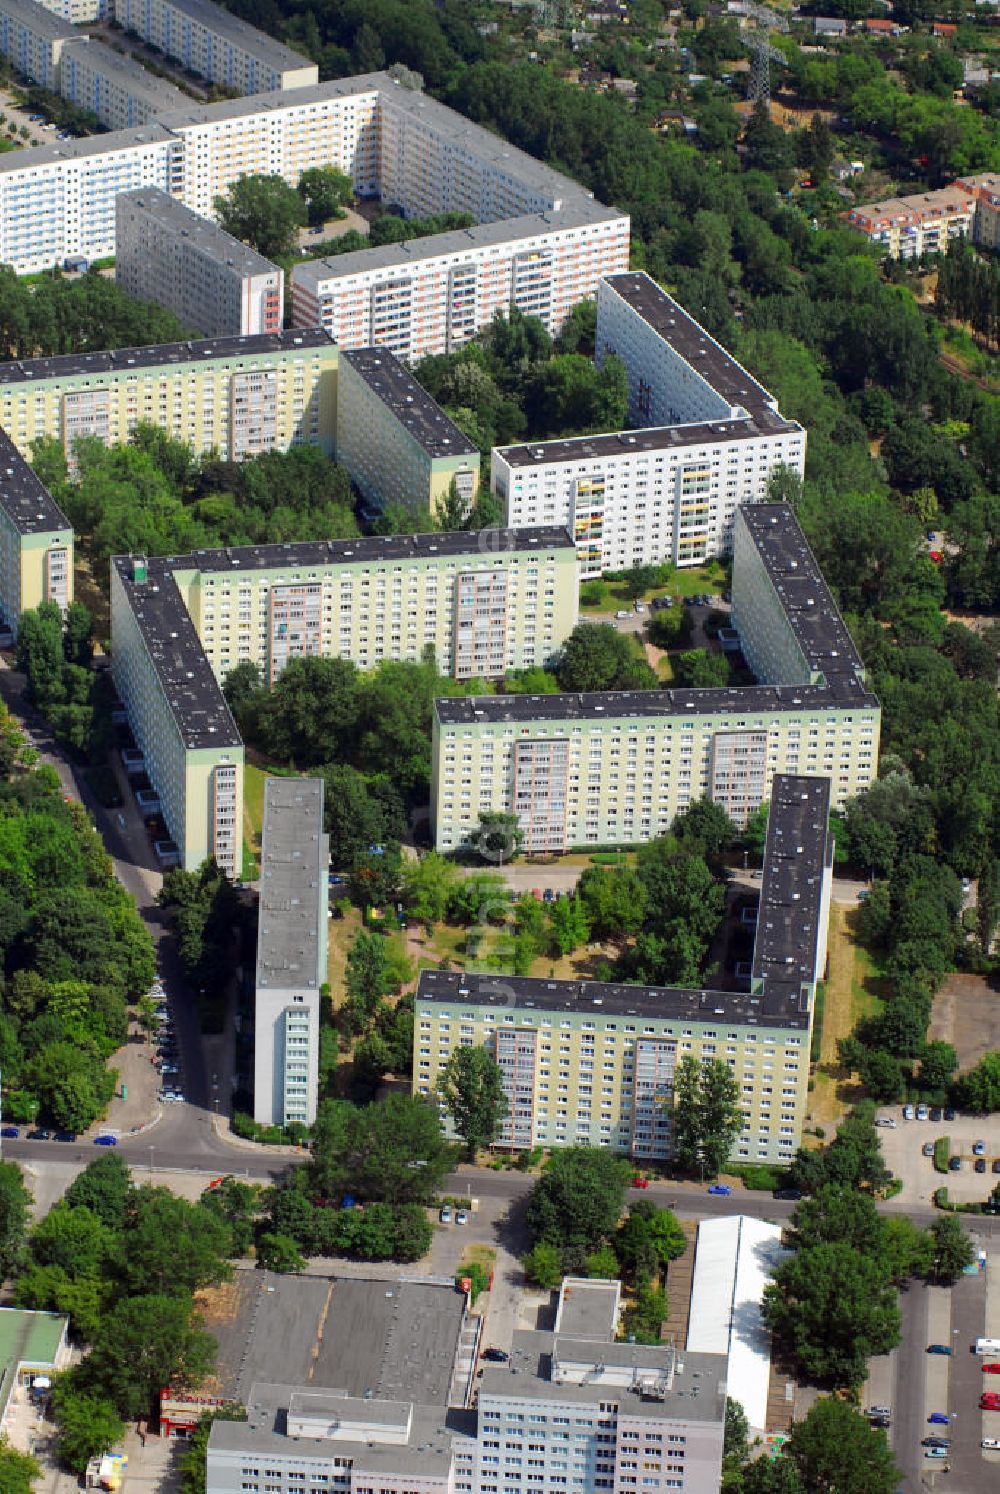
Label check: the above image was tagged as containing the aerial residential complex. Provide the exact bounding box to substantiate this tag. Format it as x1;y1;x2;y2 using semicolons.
431;502;878;854
207;1275;727;1494
844;173;1000;257
253;777;327;1129
0;328;338;463
493;272;805;575
0;0;75;91
0;428;73;639
416;773;833;1167
115;188;284;338
335;348;480;519
112;0;318;94
110;528;579;872
0;67;629;315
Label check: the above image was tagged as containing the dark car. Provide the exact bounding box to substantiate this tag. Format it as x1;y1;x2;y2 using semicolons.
53;1131;77;1142
949;1156;962;1171
27;1128;52;1140
993;1160;1000;1174
930;1107;942;1122
944;1108;957;1121
0;1126;19;1138
976;1159;987;1173
927;1344;953;1356
774;1188;803;1200
922;1437;950;1448
482;1348;509;1363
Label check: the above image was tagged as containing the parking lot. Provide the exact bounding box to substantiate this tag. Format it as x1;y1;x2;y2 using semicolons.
877;1107;1000;1205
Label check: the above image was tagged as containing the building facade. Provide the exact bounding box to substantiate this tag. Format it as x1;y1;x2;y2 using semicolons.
492;273;805;576
59;36;185;130
112;0;319;94
844;183;979;257
0;0;75;93
110;552;244;875
417;773;832;1167
336;348;480;519
253;776;327;1128
115;187;283;338
0;328;337;463
431;502;877;854
110;528;578;871
0;428;74;639
32;0;106;20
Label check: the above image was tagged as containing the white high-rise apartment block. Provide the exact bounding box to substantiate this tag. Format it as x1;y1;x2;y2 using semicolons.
115;188;283;337
0;0;75;92
32;0;106;21
112;0;318;94
493;272;805;576
59;36;185;129
253;777;327;1128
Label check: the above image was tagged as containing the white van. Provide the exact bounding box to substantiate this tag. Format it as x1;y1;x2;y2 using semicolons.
975;1338;1000;1356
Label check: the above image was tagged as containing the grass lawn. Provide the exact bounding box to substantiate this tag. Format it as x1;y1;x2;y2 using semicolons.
326;905;363;1008
580;560;729;614
806;906;884;1134
243;761;267;864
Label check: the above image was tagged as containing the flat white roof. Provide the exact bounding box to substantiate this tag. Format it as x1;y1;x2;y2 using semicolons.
686;1215;787;1434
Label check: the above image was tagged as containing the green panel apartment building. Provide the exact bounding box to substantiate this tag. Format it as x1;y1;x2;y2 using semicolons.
416;773;833;1166
111;527;579;871
431;503;880;854
0;428;73;639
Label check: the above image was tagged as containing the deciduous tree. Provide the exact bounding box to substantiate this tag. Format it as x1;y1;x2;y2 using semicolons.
437;1046;508;1159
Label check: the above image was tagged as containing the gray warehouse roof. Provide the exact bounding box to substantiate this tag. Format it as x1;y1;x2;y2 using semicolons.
0;428;72;536
116;187;281;277
0;327;334;386
341;348;478;459
256;777;327;994
418;773;832;1029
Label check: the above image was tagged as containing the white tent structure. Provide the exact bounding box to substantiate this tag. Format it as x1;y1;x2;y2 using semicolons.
685;1215;788;1434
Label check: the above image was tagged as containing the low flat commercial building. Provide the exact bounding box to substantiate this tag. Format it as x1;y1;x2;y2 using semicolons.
59;36;186;130
0;0;75;92
253;777;327;1128
112;0;319;94
416;773;833;1165
0;427;73;638
0;327;337;463
0;1308;70;1429
111;527;578;871
493;272;805;575
431;502;877;854
336;348;479;519
115;187;283;338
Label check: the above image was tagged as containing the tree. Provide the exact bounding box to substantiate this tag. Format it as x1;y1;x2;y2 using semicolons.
930;1214;974;1283
918;1040;957;1096
526;1148;631;1269
402;851;459;926
51;1384;124;1475
556;623;656;692
673;648;730;688
0;1161;31;1278
214;174;306;258
437;1045;508;1159
524;1242;563;1290
789;1186;883;1256
256;1232;306;1274
785;1397;900;1494
120;1189;232;1297
955;1050;1000;1112
672;798;736;859
672;1056;742;1178
318;765;405;870
546;895;590;956
723;1397;750;1484
0;1439;40;1494
85;1295;216;1419
63;1154;131;1229
576;864;648;939
309;1095;455;1205
297;166;352;225
616;1200;686;1276
472;811;523;865
763;1242;901;1389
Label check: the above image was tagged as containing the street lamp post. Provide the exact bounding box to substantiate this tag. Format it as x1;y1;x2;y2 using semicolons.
148;1145;154;1175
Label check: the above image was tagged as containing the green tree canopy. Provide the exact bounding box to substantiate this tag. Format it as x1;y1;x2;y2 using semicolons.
214;174;307;257
437;1045;508;1159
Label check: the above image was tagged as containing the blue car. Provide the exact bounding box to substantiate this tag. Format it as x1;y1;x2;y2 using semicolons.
928;1413;950;1425
93;1135;118;1147
708;1183;732;1196
0;1126;19;1138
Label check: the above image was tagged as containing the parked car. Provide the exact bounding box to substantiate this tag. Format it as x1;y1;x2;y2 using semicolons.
916;1104;929;1120
983;1437;1000;1450
922;1437;950;1448
903;1104;915;1120
94;1135;118;1147
0;1126;19;1138
994;1160;1000;1174
950;1157;962;1171
53;1131;77;1142
542;888;556;903
944;1108;957;1121
976;1159;987;1173
708;1183;732;1196
981;1393;1000;1410
774;1188;803;1200
981;1364;1000;1374
27;1129;52;1141
927;1344;953;1356
922;1143;935;1157
928;1413;950;1425
876;1116;897;1128
439;1205;452;1224
455;1209;469;1226
866;1406;891;1419
930;1107;942;1122
482;1348;509;1363
924;1448;948;1460
974;1140;986;1155
615;609;631;619
631;1176;649;1189
633;601;645;613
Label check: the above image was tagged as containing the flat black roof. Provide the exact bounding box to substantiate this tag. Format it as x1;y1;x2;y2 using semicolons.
417;774;830;1029
341;348;478;459
0;429;72;536
435;676;878;727
112;557;240;751
602;271;780;418
0;328;335;386
496;408;802;468
739;504;867;697
753;774;833;1006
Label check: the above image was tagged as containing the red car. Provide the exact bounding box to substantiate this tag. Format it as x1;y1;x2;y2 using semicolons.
632;1176;649;1189
980;1393;1000;1410
983;1364;1000;1375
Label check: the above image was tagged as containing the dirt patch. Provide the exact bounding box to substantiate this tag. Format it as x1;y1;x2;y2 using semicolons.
806;907;882;1132
929;970;1000;1070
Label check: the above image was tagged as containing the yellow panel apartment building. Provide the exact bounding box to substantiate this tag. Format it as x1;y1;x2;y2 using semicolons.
431;503;880;854
0;329;339;465
416;774;833;1166
0;429;73;639
111;528;579;870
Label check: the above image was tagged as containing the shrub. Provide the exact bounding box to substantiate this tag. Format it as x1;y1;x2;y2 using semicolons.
933;1136;950;1173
